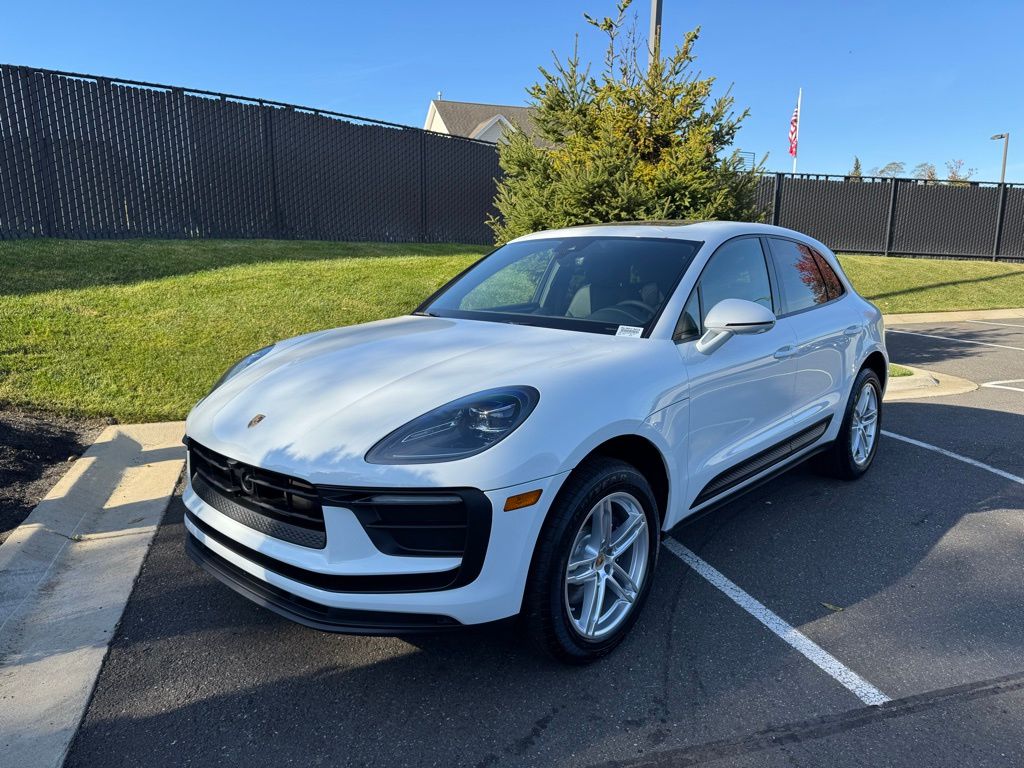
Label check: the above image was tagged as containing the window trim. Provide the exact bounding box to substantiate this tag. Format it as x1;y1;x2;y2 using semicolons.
673;234;776;343
763;235;847;319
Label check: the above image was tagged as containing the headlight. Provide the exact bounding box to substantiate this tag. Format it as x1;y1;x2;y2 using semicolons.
366;386;540;464
209;345;274;394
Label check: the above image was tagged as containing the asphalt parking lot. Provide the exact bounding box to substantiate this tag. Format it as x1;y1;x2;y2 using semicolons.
65;321;1024;768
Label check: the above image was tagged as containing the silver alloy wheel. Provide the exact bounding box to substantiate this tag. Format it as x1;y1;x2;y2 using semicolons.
850;382;879;467
564;491;650;640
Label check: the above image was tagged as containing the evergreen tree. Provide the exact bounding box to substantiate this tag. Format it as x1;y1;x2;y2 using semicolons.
488;1;761;243
848;156;863;180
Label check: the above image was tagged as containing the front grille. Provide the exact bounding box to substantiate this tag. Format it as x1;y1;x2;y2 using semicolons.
188;441;326;549
185;440;493;590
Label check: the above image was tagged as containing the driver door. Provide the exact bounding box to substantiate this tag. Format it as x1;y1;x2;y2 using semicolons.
675;236;799;511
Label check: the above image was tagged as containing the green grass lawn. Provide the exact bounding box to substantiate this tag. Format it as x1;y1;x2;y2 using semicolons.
0;240;485;421
889;364;914;378
2;240;1022;422
837;254;1024;314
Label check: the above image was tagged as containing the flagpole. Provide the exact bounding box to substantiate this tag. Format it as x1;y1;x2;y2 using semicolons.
792;87;802;174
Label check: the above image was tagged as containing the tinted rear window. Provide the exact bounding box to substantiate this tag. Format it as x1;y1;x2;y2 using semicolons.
812;250;845;300
769;238;831;313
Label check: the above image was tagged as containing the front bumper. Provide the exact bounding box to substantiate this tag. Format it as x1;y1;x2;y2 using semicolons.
182;466;569;627
185;530;460;633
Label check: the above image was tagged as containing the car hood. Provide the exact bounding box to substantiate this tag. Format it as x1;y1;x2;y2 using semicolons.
185;315;672;484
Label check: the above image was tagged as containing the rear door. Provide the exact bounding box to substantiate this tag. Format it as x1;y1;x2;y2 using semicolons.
765;237;858;431
675;236;799;510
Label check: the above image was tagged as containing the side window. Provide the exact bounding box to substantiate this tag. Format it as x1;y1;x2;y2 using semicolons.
812;250;845;300
769;238;830;313
697;237;773;324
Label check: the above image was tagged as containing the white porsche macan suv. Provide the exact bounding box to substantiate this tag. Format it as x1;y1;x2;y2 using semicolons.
183;221;886;663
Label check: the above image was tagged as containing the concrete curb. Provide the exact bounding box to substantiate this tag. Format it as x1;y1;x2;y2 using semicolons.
0;422;185;768
884;366;977;402
884;308;1024;326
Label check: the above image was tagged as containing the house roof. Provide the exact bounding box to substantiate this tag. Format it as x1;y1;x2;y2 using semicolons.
429;99;541;142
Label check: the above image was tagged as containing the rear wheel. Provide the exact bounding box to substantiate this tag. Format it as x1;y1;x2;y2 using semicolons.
815;367;882;480
522;457;660;664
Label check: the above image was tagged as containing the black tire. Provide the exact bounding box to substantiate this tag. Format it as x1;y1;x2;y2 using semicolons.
814;367;882;480
521;456;660;664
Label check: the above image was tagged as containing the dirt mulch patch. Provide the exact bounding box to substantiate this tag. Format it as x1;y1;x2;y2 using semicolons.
0;408;107;546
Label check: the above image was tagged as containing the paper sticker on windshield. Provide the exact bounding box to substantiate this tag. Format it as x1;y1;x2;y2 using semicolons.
615;325;644;338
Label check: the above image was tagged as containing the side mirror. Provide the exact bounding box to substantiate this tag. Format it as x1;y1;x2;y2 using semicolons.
696;298;776;354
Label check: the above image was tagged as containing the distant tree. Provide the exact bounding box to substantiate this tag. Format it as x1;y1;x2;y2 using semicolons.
848;156;863;181
912;162;938;182
488;0;761;243
945;159;976;185
874;161;906;178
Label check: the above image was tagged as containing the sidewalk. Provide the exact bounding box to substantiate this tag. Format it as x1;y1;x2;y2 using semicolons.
0;422;185;768
883;308;1024;326
884;365;977;401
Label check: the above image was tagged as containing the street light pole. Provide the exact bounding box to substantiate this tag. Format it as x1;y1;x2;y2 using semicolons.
648;0;663;72
991;133;1010;185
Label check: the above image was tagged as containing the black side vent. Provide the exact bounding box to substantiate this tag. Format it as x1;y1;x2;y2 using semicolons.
692;417;832;508
318;486;493;588
318;488;489;558
351;494;468;556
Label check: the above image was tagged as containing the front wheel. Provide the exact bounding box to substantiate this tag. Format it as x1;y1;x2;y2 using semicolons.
522;457;660;664
815;367;882;480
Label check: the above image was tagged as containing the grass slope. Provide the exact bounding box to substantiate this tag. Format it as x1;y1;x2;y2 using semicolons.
838;254;1024;314
889;364;914;378
2;240;1022;421
0;240;484;421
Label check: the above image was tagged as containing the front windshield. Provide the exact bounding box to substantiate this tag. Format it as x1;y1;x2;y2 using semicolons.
419;236;702;336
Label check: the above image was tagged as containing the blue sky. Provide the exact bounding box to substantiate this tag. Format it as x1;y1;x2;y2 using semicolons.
5;1;1022;181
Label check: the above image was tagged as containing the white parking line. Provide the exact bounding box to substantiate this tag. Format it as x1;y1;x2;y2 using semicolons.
882;430;1024;485
981;380;1024;393
964;320;1024;329
887;329;1024;353
662;538;891;707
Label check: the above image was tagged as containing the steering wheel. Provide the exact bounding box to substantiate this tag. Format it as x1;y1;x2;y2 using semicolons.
612;300;656;322
587;300;654;325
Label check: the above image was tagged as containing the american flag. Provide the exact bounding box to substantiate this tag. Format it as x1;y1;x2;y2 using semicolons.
788;101;800;157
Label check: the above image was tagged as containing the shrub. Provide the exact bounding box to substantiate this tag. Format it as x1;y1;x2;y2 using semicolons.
489;0;762;243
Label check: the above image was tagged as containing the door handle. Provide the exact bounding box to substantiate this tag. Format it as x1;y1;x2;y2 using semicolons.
774;346;797;359
843;325;861;337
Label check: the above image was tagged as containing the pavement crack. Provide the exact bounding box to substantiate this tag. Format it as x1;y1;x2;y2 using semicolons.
43;528;151;544
508;705;560;757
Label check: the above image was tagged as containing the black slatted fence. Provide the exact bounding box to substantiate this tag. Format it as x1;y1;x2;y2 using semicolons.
3;64;1023;259
758;173;1024;261
0;65;499;244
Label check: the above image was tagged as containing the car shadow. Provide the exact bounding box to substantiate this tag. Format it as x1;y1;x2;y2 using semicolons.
883;326;1012;367
64;400;1024;768
865;269;1024;303
0;239;485;297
